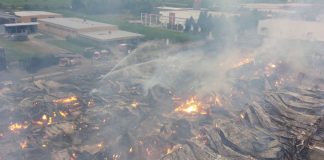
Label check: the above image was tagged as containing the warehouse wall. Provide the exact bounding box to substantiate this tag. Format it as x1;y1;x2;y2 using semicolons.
17;14;63;23
38;22;76;37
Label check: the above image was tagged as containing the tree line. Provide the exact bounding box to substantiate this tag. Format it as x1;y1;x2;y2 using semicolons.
71;0;157;14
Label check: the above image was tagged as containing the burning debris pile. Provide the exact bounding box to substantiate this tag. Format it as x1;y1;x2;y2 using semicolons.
174;97;208;115
0;43;323;160
0;80;108;160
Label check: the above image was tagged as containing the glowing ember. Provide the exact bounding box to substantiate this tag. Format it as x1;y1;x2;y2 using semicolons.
72;102;80;106
42;114;48;121
215;96;223;106
175;97;207;115
233;58;254;68
240;113;245;119
8;122;29;132
87;99;95;107
20;140;28;149
33;114;54;126
53;96;78;104
265;63;278;77
35;121;44;125
59;110;68;118
97;143;103;148
166;148;172;154
112;154;121;160
131;101;139;109
269;63;277;68
48;117;53;125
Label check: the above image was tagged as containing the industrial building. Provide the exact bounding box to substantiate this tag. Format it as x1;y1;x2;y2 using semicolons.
0;12;17;24
4;22;38;34
38;17;143;44
158;9;239;26
258;19;324;42
141;7;239;30
14;11;63;23
38;18;118;37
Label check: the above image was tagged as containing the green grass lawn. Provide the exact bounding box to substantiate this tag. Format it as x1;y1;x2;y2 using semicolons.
0;37;44;61
0;0;71;9
1;35;89;62
34;34;88;54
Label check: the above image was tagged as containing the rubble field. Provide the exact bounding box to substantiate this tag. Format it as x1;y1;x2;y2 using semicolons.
0;43;323;160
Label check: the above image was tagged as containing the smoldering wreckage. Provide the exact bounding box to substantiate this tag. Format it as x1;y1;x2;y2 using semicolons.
0;41;323;160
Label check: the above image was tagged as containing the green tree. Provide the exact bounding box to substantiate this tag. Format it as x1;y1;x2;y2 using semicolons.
197;11;209;34
71;0;84;11
184;19;191;32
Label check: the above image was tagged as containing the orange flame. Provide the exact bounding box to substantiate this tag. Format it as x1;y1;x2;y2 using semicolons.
59;110;68;118
166;147;173;154
53;96;78;104
42;114;48;121
175;97;207;115
48;116;53;125
97;143;103;148
8;122;29;132
35;121;44;125
34;114;54;126
232;58;254;68
131;101;139;109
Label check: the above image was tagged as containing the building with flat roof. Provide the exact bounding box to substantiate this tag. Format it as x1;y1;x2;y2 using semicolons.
142;8;239;31
0;12;17;24
159;9;239;25
38;17;143;44
15;11;62;23
4;22;38;34
258;19;324;42
39;18;118;35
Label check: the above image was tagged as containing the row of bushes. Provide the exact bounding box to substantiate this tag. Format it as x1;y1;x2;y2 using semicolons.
19;55;59;73
0;0;70;10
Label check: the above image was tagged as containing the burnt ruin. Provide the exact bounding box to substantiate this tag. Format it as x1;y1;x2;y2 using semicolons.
0;41;323;160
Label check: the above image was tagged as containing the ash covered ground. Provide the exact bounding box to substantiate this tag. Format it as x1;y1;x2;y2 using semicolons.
0;40;323;160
